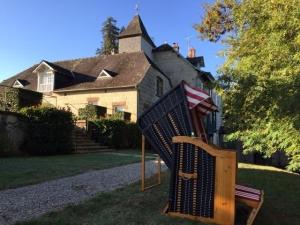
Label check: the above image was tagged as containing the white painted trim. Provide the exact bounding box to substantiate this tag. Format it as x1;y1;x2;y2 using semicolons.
33;61;54;73
54;85;136;93
13;80;24;88
97;69;112;79
37;70;54;92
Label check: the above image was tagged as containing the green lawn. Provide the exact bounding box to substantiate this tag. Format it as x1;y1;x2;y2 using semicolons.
0;150;155;190
16;163;300;225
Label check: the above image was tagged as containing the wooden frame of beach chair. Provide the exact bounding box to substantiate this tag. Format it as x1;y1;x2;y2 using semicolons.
170;136;264;225
168;136;237;225
138;82;263;225
141;135;162;192
235;185;264;225
191;110;264;225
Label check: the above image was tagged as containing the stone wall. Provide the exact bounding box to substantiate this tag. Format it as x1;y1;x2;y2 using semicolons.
0;111;24;154
137;67;172;116
119;36;154;59
140;37;154;59
44;88;138;121
153;51;198;86
119;36;141;53
153;50;225;146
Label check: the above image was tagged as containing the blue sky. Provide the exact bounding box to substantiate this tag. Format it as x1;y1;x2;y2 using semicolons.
0;0;224;82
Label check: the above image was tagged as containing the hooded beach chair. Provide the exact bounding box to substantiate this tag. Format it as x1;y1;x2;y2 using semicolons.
138;81;263;225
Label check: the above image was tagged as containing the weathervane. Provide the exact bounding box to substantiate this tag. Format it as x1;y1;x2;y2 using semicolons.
135;3;139;15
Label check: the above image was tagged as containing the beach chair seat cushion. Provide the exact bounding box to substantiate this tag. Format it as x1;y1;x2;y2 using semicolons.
235;185;262;202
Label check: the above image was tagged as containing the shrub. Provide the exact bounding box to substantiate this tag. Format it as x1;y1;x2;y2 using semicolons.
0;86;42;112
78;104;107;120
20;106;74;155
110;111;131;121
88;119;141;149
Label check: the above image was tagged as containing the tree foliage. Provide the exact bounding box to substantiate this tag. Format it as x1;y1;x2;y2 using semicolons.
195;0;300;171
96;17;120;55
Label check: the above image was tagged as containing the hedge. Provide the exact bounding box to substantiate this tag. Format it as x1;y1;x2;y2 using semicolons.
20;106;74;155
88;119;141;149
109;111;131;121
78;104;107;120
0;86;42;112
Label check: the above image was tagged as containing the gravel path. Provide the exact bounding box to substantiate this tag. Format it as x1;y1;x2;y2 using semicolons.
0;160;166;225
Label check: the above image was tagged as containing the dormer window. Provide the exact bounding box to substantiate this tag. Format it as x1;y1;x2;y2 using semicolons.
98;70;111;79
13;79;24;88
33;61;55;93
38;70;54;92
97;69;117;79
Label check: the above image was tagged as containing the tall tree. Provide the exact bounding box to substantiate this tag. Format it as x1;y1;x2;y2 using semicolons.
195;0;300;171
96;17;120;55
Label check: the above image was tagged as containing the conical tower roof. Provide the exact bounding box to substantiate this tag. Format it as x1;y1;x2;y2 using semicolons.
119;15;155;47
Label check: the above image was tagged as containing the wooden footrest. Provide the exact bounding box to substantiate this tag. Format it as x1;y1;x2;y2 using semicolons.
235;184;264;225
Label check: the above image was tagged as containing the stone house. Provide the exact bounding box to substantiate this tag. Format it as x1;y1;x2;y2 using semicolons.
1;15;222;143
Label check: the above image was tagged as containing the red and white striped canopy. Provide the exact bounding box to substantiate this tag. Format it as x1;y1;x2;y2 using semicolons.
183;82;218;115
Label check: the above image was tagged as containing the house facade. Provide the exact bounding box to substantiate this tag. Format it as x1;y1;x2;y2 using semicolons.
1;15;223;144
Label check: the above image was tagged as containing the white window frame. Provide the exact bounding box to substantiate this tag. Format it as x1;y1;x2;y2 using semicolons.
13;80;24;88
113;105;125;113
37;71;54;92
97;70;112;79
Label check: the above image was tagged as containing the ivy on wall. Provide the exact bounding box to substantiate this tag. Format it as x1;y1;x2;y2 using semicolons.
0;86;42;112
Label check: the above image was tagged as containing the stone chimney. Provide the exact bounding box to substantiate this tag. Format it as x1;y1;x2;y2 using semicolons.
172;42;179;53
188;47;196;58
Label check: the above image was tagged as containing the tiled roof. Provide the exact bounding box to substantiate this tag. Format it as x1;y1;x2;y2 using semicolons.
186;56;205;68
43;60;74;78
152;44;175;53
1;52;158;92
119;15;155;47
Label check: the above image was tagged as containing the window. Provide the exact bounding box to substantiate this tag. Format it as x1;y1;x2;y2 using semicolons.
38;71;54;92
156;77;163;97
97;69;115;79
195;77;203;89
114;105;125;113
13;80;24;88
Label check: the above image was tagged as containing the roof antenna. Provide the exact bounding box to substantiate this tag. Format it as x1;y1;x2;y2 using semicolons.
185;35;193;51
135;3;139;15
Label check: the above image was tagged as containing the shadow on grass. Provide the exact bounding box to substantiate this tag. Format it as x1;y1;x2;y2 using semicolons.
237;166;300;225
16;164;299;225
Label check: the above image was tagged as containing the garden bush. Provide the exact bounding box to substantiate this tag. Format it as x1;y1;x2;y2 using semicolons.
109;111;131;121
88;119;141;149
20;106;74;155
78;104;106;120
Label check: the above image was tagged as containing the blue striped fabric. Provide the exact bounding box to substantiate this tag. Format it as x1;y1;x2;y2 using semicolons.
137;81;216;219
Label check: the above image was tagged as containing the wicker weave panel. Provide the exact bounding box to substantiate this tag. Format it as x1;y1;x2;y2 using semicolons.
138;81;216;219
169;143;216;218
138;83;194;169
